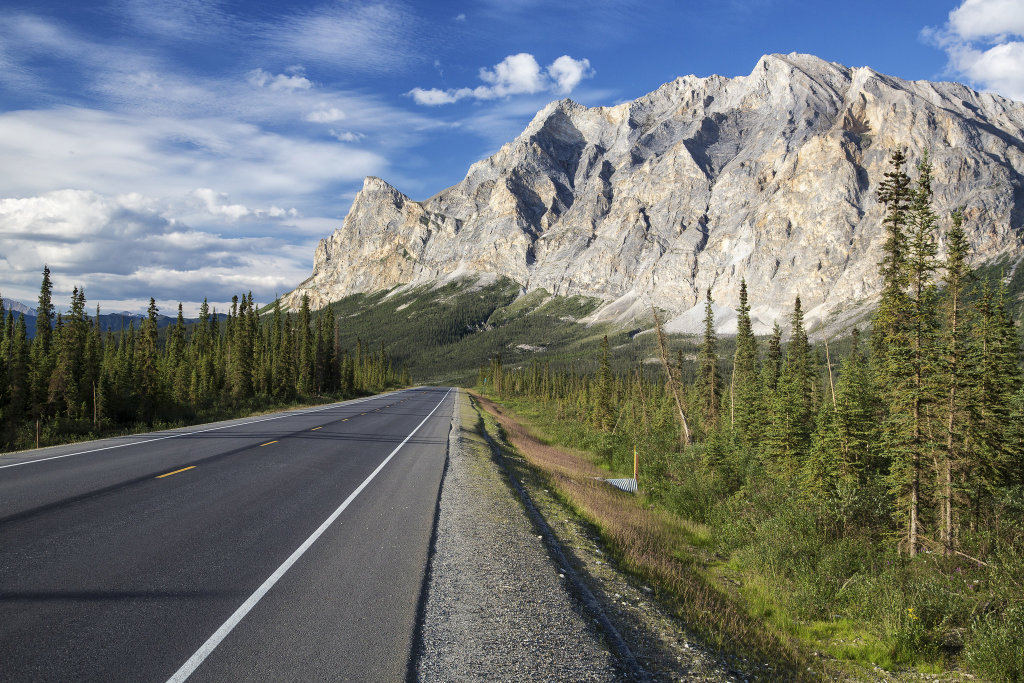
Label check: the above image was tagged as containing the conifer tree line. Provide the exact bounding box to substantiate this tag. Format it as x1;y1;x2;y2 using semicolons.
0;277;409;450
483;148;1024;558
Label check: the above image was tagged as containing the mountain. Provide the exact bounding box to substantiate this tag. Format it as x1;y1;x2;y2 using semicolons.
283;53;1024;333
2;298;35;317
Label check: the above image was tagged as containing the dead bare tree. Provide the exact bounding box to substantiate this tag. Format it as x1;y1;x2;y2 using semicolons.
651;306;692;447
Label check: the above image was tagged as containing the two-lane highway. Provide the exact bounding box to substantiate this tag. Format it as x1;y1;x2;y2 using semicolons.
0;386;454;682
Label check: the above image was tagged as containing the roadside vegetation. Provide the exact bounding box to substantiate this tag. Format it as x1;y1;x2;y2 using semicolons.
0;282;407;452
477;150;1024;680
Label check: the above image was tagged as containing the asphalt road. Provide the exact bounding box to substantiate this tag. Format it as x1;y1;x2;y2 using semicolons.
0;386;454;682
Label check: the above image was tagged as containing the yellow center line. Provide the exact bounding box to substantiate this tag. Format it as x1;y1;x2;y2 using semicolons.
156;465;196;479
311;426;322;431
342;418;349;421
260;440;278;447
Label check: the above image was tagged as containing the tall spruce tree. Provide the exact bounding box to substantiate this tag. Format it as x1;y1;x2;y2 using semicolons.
137;298;160;423
30;266;57;421
732;280;760;449
762;297;815;472
937;208;972;551
297;295;313;396
873;148;913;367
695;288;721;433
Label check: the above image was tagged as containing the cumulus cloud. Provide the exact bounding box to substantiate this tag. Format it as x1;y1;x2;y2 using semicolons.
408;53;594;105
925;0;1024;101
948;0;1024;39
547;55;593;94
0;189;312;313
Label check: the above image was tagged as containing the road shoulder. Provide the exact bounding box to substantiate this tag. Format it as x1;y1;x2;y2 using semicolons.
415;389;622;681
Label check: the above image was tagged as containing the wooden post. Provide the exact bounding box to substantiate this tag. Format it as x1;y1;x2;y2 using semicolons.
633;444;639;482
36;419;40;449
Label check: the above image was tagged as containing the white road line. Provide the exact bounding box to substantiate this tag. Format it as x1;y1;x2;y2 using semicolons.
0;390;411;471
165;387;452;683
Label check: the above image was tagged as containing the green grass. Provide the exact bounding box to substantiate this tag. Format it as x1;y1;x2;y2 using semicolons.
481;390;1024;679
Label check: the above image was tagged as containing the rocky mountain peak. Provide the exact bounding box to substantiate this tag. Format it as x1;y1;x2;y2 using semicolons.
283;54;1024;333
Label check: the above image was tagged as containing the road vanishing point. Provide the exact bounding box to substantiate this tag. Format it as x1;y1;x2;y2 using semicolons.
0;386;454;682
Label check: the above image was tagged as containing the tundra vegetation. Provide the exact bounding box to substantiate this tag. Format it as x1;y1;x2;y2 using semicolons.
478;150;1024;679
0;285;408;450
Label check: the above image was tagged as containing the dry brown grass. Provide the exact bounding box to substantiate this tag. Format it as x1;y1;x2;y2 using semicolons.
474;393;811;679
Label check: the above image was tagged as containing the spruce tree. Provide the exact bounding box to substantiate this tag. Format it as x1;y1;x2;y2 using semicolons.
6;315;30;443
297;295;313;396
732;279;760;449
762;297;815;473
873;148;913;367
137;298;160;423
937;208;972;550
594;335;614;430
30;266;57;420
696;288;720;433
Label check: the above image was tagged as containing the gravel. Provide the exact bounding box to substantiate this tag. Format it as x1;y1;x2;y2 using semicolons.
414;391;622;682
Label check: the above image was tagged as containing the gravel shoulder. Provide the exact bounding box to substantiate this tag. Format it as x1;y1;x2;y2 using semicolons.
414;389;622;681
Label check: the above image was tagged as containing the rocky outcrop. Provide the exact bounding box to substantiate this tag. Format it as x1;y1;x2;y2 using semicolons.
283;53;1024;331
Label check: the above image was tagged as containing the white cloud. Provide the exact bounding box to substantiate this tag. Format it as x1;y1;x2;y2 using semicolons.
949;0;1024;40
926;0;1024;101
247;68;313;91
191;188;252;220
479;53;548;96
265;2;416;74
306;106;347;123
119;0;232;42
0;108;387;203
547;55;593;95
409;53;595;105
948;41;1024;100
454;13;466;21
0;189;313;312
409;87;461;106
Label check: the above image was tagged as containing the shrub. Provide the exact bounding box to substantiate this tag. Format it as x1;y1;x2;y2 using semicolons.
964;602;1024;682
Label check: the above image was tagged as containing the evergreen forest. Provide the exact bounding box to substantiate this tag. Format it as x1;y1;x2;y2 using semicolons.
479;150;1024;678
0;280;408;451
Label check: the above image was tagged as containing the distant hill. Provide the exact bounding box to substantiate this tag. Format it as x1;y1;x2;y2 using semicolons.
1;299;226;339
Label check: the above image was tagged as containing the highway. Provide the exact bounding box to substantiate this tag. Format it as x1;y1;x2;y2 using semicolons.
0;386;454;682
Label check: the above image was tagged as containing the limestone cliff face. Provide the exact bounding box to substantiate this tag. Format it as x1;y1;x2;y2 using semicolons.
283;53;1024;330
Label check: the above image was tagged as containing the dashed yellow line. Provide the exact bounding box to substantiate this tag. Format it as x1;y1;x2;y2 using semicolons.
311;426;322;431
156;465;196;479
260;440;278;447
342;418;349;422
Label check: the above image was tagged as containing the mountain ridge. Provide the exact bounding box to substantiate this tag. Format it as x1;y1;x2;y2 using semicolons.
283;52;1024;332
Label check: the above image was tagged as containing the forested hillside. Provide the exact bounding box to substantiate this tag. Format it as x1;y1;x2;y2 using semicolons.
0;275;406;451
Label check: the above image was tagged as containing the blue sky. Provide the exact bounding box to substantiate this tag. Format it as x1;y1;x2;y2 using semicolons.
1;0;1021;314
